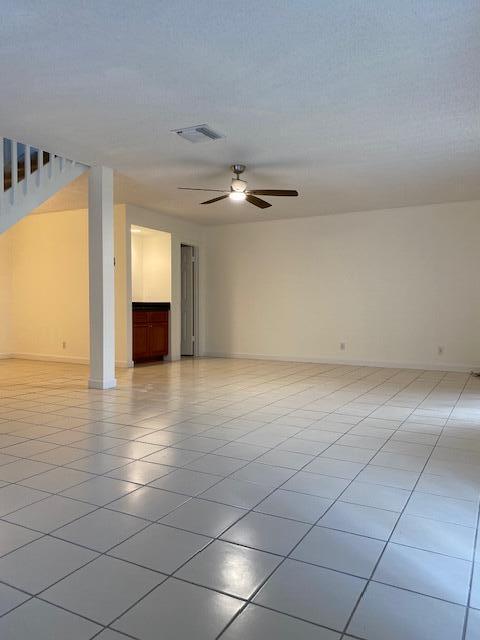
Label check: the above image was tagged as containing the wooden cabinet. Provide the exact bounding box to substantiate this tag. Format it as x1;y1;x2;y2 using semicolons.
132;303;169;363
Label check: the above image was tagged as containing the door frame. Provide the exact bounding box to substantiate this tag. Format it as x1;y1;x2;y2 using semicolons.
181;243;198;356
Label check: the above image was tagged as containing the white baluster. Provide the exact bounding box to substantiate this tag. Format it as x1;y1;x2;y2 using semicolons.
24;144;31;195
36;148;43;186
48;151;54;178
10;140;18;205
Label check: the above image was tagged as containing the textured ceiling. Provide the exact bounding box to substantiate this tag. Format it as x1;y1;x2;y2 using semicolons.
2;1;479;224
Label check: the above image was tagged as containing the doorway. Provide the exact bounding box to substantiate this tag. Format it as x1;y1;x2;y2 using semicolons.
130;225;172;364
181;244;196;356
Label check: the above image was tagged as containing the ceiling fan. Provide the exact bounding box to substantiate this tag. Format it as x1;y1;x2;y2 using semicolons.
178;164;299;209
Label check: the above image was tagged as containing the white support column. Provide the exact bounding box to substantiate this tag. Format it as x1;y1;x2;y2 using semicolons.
88;166;116;389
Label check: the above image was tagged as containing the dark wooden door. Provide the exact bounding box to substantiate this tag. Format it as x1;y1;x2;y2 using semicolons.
133;324;149;360
149;322;168;357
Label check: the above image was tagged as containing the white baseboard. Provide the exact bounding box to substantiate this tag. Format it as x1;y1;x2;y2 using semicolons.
4;350;476;373
12;352;89;365
203;351;477;373
9;353;132;368
116;360;132;369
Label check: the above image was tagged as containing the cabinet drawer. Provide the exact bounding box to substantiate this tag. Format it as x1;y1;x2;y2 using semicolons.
148;311;168;323
133;311;148;324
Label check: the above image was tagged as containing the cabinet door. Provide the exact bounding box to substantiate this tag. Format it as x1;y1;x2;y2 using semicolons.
133;324;149;361
149;322;168;356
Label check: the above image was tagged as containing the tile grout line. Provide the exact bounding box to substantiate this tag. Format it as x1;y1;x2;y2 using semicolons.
0;362;399;635
99;365;408;638
460;376;480;640
0;362;475;639
212;367;438;639
339;370;473;640
100;366;419;637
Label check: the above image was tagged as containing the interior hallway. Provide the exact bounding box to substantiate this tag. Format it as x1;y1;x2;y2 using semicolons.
0;357;479;639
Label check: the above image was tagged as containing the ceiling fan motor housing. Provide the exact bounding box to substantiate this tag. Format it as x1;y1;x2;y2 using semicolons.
231;164;246;176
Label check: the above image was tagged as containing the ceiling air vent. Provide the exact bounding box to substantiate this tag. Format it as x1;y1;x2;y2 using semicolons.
172;124;225;143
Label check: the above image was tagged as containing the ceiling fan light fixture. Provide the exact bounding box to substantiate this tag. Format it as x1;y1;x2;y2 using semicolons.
229;191;246;201
231;178;247;192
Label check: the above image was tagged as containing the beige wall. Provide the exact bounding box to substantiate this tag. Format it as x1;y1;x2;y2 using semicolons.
11;209;90;361
131;227;171;302
131;232;143;302
114;206;128;365
0;228;12;356
205;200;480;370
3;206;128;365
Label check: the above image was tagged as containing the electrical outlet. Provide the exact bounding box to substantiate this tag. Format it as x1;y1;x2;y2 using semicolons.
340;342;346;351
62;341;67;350
438;345;444;356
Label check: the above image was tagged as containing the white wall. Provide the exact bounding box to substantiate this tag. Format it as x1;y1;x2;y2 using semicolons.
131;228;171;302
205;200;480;370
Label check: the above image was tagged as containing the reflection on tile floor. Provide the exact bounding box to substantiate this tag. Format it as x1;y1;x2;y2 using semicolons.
0;358;479;639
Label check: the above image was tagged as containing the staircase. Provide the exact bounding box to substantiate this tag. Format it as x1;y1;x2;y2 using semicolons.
0;137;89;233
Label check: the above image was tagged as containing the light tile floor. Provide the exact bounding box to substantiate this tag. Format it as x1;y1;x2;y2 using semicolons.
0;358;479;639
